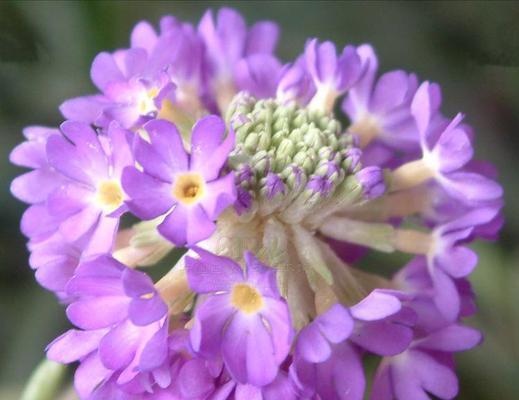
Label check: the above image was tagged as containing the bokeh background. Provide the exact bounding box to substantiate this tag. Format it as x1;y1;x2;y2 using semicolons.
1;1;518;399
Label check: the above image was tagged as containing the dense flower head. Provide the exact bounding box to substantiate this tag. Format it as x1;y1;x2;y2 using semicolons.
10;6;504;400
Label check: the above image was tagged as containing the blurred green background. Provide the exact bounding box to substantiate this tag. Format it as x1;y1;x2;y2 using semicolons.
1;1;518;399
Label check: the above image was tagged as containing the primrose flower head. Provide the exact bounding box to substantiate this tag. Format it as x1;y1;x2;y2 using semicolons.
10;7;503;400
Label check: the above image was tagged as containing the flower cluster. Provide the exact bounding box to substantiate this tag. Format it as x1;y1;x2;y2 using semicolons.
11;7;503;400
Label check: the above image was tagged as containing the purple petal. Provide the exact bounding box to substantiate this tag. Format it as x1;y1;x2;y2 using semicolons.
59;206;101;243
343;44;378;118
46;135;95;186
411;81;442;137
371;70;412;113
60;121;109;177
431;268;460;322
158;204;215;246
142;119;188;174
396;350;459;400
223;314;278;386
99;320;140;370
47;329;105;363
200;173;237;219
74;353;112;399
246;21;279;54
122;267;155;297
66;275;122;297
350;290;401;321
190;295;233;356
235;54;282;98
91;52;124;91
21;205;60;239
82;215;119;257
178;358;215;399
133;135;176;182
128;295;168;326
190;115;235;182
60;95;105;123
66;297;129;330
435;245;477;278
417;324;482;352
185;250;244;293
262;298;293;364
351;313;414;356
10;169;59;204
35;255;77;293
138;322;169;371
122;167;174;220
442;171;503;204
315;303;354;343
433;115;473;173
130;21;158;53
10;139;46;169
296;323;332;363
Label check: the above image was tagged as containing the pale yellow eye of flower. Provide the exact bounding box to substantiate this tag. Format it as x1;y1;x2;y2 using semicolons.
172;173;206;205
138;88;160;114
231;283;264;314
96;180;124;212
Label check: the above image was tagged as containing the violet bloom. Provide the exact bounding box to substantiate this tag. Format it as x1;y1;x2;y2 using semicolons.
305;39;363;113
10;126;63;204
61;17;205;129
10;126;68;244
10;7;505;400
371;269;481;400
46;121;133;256
28;232;82;296
371;323;481;400
122;116;236;246
47;255;169;398
291;291;413;400
343;45;419;157
86;330;226;400
391;206;498;322
186;248;293;387
198;7;280;110
390;81;503;205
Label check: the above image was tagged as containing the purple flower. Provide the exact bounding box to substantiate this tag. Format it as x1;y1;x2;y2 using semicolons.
371;323;481;400
291;292;413;400
47;255;169;398
186;248;294;387
408;81;503;205
198;7;280;108
9;8;505;400
61;18;205;129
46;121;133;256
10;126;64;204
343;45;419;153
28;231;82;296
305;39;363;112
122;116;236;246
235;54;283;99
276;58;316;105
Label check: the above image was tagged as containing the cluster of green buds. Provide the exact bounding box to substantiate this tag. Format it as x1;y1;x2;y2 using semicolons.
226;93;365;223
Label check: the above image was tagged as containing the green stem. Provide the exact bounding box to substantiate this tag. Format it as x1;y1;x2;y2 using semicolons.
21;359;67;400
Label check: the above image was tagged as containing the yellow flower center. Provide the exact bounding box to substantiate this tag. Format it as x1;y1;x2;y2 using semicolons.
231;283;264;314
138;88;160;115
96;180;124;212
172;173;205;205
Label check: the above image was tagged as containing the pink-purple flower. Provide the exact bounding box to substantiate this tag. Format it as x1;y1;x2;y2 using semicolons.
9;7;504;400
122;115;236;246
186;248;294;387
